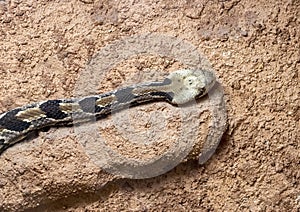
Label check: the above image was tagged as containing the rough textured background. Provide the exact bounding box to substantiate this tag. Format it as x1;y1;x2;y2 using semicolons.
0;0;299;211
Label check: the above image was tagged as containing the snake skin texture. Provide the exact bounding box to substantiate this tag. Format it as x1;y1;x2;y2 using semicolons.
0;69;216;155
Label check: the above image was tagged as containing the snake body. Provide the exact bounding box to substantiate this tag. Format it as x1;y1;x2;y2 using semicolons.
0;69;216;155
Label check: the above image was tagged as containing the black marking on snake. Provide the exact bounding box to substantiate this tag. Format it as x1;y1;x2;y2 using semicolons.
78;97;104;113
0;109;31;132
40;100;68;120
114;87;137;103
150;91;174;102
0;139;4;145
195;87;206;98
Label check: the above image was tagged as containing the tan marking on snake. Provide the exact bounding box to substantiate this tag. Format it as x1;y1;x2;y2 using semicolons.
96;95;117;107
59;103;81;113
16;108;46;121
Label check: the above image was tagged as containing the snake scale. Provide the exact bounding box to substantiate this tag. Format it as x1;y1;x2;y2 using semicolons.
0;69;216;155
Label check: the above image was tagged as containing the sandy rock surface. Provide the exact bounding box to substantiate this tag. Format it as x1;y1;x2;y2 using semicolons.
0;0;299;211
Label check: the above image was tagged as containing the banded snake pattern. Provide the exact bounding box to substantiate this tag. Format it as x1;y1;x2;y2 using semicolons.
0;69;216;155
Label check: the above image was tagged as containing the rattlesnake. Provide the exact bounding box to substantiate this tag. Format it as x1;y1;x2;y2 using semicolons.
0;69;216;155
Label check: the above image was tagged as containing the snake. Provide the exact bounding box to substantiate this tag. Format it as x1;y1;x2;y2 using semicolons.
0;69;216;155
